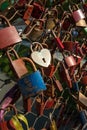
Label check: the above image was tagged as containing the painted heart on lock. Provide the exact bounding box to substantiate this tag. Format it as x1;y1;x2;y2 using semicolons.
31;49;51;67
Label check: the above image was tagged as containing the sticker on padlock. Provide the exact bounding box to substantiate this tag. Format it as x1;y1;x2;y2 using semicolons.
18;57;46;98
30;42;51;67
0;15;22;50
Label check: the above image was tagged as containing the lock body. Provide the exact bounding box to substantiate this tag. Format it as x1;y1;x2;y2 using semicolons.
18;70;46;98
72;9;85;22
0;26;22;49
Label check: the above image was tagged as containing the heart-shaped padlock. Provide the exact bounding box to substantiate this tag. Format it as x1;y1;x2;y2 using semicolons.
31;42;51;67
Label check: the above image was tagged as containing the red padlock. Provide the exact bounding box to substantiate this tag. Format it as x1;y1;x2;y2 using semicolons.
31;2;44;19
52;31;64;51
0;15;22;50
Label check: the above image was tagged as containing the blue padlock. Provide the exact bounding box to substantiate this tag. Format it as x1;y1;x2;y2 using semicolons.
79;110;87;126
17;57;46;98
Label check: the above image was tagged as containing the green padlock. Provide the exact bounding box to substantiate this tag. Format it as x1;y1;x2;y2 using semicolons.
0;0;10;11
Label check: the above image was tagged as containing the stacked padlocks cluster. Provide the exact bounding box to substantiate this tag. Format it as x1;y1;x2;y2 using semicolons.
0;0;87;129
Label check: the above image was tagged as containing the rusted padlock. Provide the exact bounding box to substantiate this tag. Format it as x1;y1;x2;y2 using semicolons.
69;4;87;27
6;48;28;79
22;19;44;41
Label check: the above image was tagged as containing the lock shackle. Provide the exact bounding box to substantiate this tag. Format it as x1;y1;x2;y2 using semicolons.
6;48;20;62
69;4;79;13
30;42;43;52
62;31;72;42
0;104;17;121
0;15;11;27
21;57;37;72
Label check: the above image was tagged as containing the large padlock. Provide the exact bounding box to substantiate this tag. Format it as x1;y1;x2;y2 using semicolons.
69;4;87;27
6;48;28;79
30;42;51;67
18;57;46;98
0;15;22;50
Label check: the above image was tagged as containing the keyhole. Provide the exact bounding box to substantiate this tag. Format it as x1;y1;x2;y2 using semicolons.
42;58;46;63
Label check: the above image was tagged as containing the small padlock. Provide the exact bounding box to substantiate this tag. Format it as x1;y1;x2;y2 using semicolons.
62;32;77;52
69;4;87;27
6;48;28;79
23;0;34;21
81;72;87;86
36;93;45;115
43;7;58;30
42;64;55;78
52;30;64;51
59;62;72;88
18;57;46;98
44;78;56;98
49;113;57;130
31;1;44;19
0;15;22;50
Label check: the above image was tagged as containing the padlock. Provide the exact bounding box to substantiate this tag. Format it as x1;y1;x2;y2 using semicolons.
43;7;58;30
44;78;56;98
62;51;77;68
4;5;23;23
31;1;44;19
36;93;45;115
30;42;51;67
15;0;27;8
0;15;22;50
61;12;73;31
22;19;44;41
81;72;87;86
53;76;63;92
42;64;55;78
51;30;64;51
23;0;34;21
62;32;77;52
18;57;46;98
59;62;72;88
6;48;28;79
49;113;57;130
0;0;11;11
69;4;87;27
